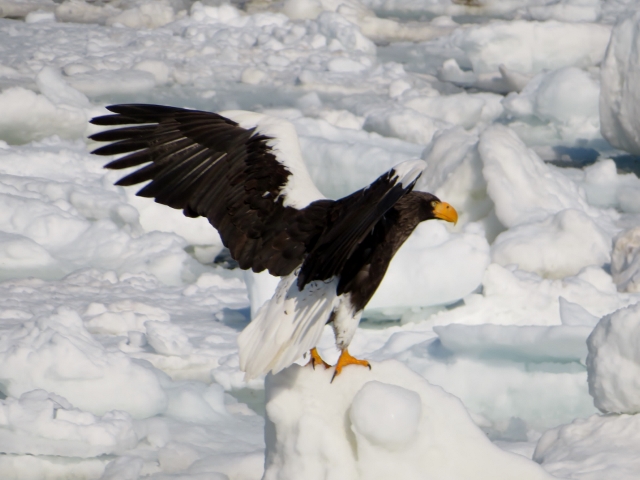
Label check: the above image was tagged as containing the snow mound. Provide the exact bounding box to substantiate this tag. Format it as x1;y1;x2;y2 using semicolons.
146;320;193;356
534;413;640;480
363;106;446;145
611;226;640;293
84;300;170;335
587;301;640;414
403;91;504;130
350;381;421;448
0;87;88;145
579;159;640;213
452;20;611;76
418;128;494;229
283;0;454;43
526;2;601;23
600;11;640;155
508;67;599;125
502;66;601;146
263;360;555;480
491;208;611;279
105;2;175;29
479;125;594;228
0;389;137;458
429;264;627;327
0;307;168;419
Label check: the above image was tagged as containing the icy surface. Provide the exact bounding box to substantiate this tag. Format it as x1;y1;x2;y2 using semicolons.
478;125;595;228
600;11;640;155
350;380;422;448
611;226;640;292
0;389;137;458
434;323;593;363
587;301;640;414
450;21;611;76
0;0;638;478
491;208;612;279
263;361;555;480
534;413;640;480
502;66;601;146
0;306;168;418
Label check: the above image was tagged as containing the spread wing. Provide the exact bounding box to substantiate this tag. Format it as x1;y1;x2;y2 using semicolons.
90;104;329;276
89;104;425;288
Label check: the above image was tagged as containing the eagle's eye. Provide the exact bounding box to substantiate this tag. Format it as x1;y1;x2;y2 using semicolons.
431;200;438;208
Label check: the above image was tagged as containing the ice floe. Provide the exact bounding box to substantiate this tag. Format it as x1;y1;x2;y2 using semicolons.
0;0;638;478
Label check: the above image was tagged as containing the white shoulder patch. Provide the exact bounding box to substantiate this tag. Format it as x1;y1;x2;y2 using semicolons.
221;111;326;209
237;271;339;380
391;159;426;188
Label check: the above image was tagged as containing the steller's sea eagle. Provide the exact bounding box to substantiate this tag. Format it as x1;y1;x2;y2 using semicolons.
89;104;458;381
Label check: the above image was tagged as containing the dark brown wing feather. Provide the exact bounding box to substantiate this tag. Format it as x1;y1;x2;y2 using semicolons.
90;104;329;276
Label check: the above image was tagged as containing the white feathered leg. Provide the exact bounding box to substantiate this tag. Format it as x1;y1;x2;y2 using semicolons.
331;294;369;381
237;272;339;380
331;294;361;350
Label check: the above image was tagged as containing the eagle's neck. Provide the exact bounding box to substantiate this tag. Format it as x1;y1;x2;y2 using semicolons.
335;192;430;312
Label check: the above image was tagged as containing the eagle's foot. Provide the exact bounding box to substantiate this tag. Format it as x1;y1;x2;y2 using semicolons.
308;347;330;370
331;349;371;382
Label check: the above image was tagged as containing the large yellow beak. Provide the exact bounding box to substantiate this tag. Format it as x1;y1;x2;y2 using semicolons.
433;202;458;225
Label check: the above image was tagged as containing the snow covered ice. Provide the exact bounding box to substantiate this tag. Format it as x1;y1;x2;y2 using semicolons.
586;301;640;415
263;361;554;480
0;0;639;479
530;301;640;479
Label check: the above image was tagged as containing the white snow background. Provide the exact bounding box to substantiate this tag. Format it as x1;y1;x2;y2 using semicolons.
0;0;640;479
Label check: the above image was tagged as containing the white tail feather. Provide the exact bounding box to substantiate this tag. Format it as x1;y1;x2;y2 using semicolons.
238;272;339;380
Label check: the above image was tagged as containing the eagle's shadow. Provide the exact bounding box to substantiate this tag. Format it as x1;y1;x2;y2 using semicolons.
216;307;251;331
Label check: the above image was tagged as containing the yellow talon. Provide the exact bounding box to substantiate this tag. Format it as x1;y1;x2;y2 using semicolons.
331;349;371;382
308;347;330;370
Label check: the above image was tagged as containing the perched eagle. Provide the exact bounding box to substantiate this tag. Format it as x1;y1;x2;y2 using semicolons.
90;105;458;380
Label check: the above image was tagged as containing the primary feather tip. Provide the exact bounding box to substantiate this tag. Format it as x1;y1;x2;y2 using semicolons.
392;159;426;188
